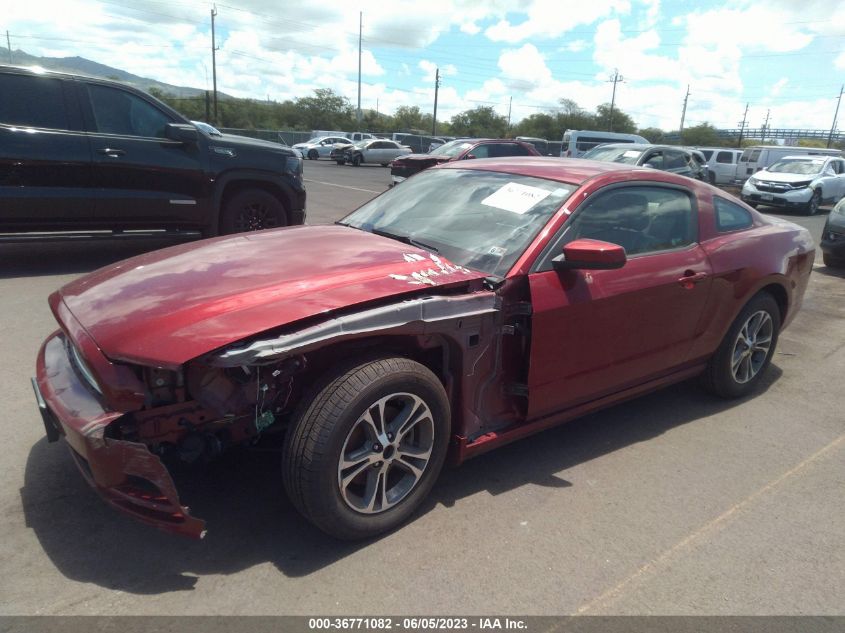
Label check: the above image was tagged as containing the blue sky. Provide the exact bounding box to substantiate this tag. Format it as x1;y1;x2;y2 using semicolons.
5;0;845;132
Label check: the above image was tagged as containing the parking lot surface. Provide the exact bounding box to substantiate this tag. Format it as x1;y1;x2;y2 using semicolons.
1;160;843;615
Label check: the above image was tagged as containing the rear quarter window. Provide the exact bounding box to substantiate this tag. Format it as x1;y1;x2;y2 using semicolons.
714;196;753;232
0;73;69;130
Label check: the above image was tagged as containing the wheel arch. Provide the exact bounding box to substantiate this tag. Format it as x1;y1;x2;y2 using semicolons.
211;171;295;234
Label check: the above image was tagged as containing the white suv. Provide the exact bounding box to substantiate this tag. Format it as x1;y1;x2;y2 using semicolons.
740;155;845;215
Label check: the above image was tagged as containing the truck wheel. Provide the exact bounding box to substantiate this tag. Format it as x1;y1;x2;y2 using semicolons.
701;292;781;399
283;357;450;540
219;189;287;234
708;172;717;185
806;190;821;216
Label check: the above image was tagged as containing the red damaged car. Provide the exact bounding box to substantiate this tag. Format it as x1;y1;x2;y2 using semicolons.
33;158;814;540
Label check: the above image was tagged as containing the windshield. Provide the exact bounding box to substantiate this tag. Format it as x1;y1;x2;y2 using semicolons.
339;168;575;277
767;159;825;174
583;146;645;164
430;140;474;157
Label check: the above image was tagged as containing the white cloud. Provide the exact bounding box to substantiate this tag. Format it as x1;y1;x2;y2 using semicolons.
485;0;631;43
497;44;552;91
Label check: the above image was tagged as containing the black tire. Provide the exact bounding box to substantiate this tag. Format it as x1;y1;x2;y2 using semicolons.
823;253;843;268
283;357;450;540
352;154;362;166
708;172;717;186
380;163;389;167
307;149;318;160
219;189;287;234
806;189;821;215
701;292;781;398
336;159;344;165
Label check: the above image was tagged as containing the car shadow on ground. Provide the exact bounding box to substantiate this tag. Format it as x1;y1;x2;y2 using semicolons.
814;263;845;278
0;238;198;280
21;368;782;595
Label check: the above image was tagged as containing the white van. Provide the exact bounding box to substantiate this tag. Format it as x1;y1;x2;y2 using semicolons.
560;130;649;158
694;147;743;185
735;145;842;183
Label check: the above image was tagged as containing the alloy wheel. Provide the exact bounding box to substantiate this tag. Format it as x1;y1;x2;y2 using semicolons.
730;310;773;384
337;392;435;514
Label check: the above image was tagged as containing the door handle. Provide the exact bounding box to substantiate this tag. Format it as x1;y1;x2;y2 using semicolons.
678;270;708;289
97;148;125;157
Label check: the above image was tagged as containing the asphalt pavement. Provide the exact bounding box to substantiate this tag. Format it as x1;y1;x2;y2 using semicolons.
0;160;842;616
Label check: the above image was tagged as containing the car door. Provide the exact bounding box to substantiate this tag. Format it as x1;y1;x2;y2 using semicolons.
0;72;94;227
525;183;713;419
828;159;845;199
367;141;386;163
714;150;736;184
80;80;207;227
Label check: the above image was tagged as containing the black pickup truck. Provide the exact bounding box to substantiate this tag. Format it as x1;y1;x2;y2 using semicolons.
0;65;305;237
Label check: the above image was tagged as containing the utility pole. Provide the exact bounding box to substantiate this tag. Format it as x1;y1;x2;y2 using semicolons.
6;30;11;64
738;102;749;147
431;67;440;136
506;96;512;134
762;109;770;143
828;85;843;148
607;69;623;131
356;11;362;129
210;7;219;125
679;85;690;141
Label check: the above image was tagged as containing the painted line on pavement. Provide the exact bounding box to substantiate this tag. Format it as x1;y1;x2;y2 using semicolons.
574;431;845;615
304;179;382;194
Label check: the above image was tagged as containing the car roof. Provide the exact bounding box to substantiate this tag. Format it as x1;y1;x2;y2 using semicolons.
437;156;682;185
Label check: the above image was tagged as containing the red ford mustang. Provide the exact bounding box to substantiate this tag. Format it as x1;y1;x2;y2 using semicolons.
33;158;815;540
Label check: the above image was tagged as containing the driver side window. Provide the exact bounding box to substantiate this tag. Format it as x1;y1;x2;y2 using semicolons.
557;186;696;258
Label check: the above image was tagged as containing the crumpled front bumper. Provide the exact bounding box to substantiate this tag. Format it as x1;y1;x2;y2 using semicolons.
34;331;206;539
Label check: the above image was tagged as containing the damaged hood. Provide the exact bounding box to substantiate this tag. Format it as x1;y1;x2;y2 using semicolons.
394;153;452;164
56;225;487;368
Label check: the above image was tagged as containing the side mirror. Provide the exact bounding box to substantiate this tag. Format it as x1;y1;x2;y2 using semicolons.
552;238;627;271
166;123;199;144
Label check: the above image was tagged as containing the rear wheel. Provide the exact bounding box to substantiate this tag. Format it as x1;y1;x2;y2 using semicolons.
283;357;450;540
219;189;287;234
701;292;781;398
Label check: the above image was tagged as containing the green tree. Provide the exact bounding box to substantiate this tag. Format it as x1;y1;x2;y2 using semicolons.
514;112;558;139
294;88;355;131
393;105;426;132
680;122;722;146
638;127;667;144
450;106;509;137
593;103;637;133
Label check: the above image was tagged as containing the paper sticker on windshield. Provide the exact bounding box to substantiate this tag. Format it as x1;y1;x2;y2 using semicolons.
481;182;551;214
623;150;640;158
488;246;507;257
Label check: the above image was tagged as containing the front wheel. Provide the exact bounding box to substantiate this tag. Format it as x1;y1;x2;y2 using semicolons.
219;189;287;234
701;292;781;398
351;154;362;166
823;253;844;268
806;189;821;216
307;149;318;160
283;357;450;540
